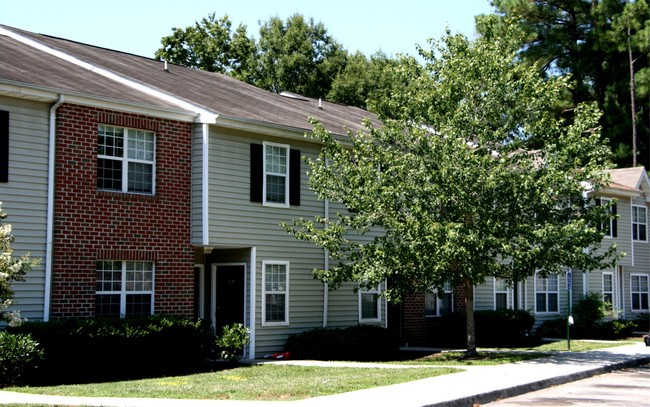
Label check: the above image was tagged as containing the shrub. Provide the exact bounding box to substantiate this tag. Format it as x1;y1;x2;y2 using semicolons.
635;313;650;332
8;315;215;384
572;292;606;333
285;325;399;361
216;323;250;362
434;310;536;348
0;331;44;387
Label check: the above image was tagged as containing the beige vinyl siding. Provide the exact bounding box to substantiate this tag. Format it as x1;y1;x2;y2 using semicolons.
206;126;342;356
191;124;204;245
474;281;496;310
0;95;49;321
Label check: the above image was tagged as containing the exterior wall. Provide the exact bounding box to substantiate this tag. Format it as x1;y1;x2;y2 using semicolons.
0;95;49;321
50;104;194;318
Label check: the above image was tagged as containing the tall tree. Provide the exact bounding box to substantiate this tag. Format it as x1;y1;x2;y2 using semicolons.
481;0;649;167
284;24;615;355
255;14;348;98
155;13;257;81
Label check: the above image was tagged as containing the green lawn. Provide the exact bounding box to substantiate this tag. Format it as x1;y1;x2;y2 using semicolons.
5;365;460;401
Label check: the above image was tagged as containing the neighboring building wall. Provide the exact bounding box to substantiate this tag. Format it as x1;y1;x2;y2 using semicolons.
50;104;194;318
0;95;49;321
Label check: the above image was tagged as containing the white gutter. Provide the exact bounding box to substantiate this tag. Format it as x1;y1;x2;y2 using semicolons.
43;94;65;321
248;247;257;358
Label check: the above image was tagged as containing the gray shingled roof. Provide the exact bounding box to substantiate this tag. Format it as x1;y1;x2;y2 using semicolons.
0;27;183;111
2;25;378;135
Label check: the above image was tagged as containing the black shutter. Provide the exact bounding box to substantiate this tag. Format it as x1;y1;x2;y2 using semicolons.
0;110;8;183
290;149;301;206
612;203;617;238
250;143;263;202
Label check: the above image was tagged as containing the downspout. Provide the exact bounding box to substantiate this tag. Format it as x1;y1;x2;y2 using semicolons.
44;94;64;321
249;247;257;358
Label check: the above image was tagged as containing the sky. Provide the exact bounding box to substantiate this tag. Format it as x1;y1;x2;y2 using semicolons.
1;0;494;59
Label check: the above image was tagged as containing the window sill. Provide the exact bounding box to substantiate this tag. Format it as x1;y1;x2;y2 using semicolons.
98;190;157;202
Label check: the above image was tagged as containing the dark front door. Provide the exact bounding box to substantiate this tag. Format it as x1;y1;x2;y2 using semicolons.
215;264;245;333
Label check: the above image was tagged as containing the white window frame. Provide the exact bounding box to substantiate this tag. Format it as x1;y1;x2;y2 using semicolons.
262;141;290;208
358;285;382;323
261;260;289;326
494;278;512;310
97;125;156;194
632;205;648;242
425;283;454;317
630;273;649;312
602;271;614;313
535;272;560;314
95;260;155;317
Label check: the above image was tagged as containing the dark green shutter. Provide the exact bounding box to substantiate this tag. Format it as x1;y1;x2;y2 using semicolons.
250;143;263;202
290;149;301;206
0;110;8;182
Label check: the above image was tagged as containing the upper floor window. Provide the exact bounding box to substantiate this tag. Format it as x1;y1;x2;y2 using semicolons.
632;205;647;241
596;198;617;238
97;125;155;194
535;272;559;313
359;285;381;322
494;278;511;310
262;261;289;326
95;260;154;318
425;283;453;317
250;143;301;207
631;274;649;312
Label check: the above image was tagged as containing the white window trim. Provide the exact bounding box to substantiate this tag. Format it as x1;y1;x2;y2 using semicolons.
96;260;155;317
261;260;290;326
630;273;649;312
534;272;560;315
425;283;454;317
632;205;648;242
358;284;382;323
97;125;156;195
262;141;290;208
493;277;512;310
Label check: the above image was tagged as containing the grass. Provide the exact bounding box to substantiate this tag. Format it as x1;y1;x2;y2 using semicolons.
4;364;460;401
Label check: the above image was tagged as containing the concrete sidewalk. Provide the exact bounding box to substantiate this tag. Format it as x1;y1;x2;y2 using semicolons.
0;342;648;407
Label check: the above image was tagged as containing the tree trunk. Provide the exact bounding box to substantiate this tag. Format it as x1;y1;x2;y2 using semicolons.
464;279;477;357
627;20;638;166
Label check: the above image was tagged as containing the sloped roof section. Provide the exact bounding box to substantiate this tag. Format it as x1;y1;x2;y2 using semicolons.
3;25;378;136
604;167;650;201
0;27;185;112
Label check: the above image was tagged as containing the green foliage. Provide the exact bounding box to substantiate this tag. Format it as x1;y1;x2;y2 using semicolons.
8;315;215;385
434;310;536;348
284;325;400;361
0;331;44;387
572;292;607;332
481;0;649;167
215;323;250;362
0;203;38;326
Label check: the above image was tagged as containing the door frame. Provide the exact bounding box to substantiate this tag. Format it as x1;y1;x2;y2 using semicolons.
211;262;248;333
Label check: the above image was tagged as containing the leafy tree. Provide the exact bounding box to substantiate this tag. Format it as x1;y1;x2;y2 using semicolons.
1;203;37;326
480;0;649;167
155;13;257;81
284;24;615;355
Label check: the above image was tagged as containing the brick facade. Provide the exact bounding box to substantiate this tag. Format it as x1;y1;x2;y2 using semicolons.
50;104;194;318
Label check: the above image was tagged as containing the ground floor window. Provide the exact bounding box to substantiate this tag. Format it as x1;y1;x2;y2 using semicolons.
602;272;614;311
535;272;559;313
425;283;453;317
262;261;289;325
494;278;511;310
631;274;649;312
95;260;154;318
359;285;381;322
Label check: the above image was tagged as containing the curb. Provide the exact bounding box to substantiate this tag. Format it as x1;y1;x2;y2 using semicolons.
432;355;650;407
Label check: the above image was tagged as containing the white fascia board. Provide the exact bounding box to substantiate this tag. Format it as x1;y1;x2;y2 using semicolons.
0;80;198;122
0;26;218;124
214;114;317;143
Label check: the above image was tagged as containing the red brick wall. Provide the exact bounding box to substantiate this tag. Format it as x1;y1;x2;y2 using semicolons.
50;104;194;318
